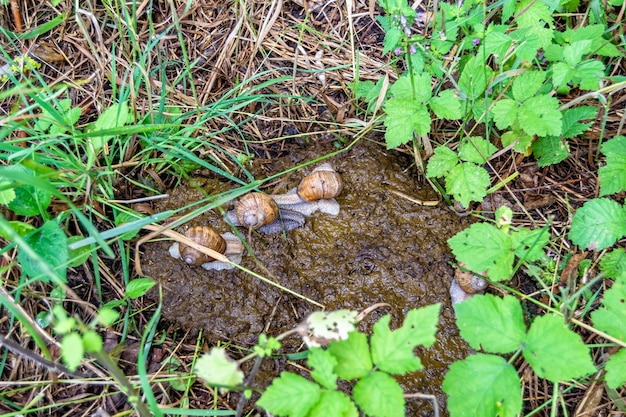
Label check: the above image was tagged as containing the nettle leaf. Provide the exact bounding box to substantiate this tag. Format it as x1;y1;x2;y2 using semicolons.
512;227;550;262
523;315;596;382
443;353;522;417
458;136;497;164
328;331;373;380
455;294;526;354
501;130;533;155
426;146;459;178
515;0;553;29
308;390;358;417
459;56;494;100
604;348;626;389
383;27;403;56
599;248;626;279
430;89;462;120
512;71;546;103
483;29;512;63
511;29;541;62
518;95;562;137
448;222;515;281
599;135;626;196
563;40;592;67
371;304;441;375
532;136;570;167
257;372;322;417
491;99;518;130
308;348;338;390
552;62;575;91
194;347;244;389
18;221;68;283
561;106;596;138
569;198;626;251
591;276;626;341
390;73;432;102
383;97;431;149
445;162;491;209
353;371;405;417
577;60;605;90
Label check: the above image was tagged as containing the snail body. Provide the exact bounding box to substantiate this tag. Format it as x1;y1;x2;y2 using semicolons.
168;226;244;271
226;206;306;234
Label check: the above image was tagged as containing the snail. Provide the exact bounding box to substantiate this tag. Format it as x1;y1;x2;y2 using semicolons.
449;263;488;306
168;225;244;271
449;201;473;217
225;192;306;234
270;163;342;216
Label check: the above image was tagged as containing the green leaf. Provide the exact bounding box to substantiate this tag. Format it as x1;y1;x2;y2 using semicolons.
605;348;626;389
561;106;596;138
2;166;52;216
577;60;605;90
599;249;626;279
591;276;626;341
518;95;562;137
443;353;522;417
515;0;553;29
66;236;93;268
599;136;626;196
0;183;15;205
458;136;497;164
383;28;403;56
448;222;515;281
301;310;358;348
82;330;103;353
390;73;432;102
90;101;131;152
523;315;596;382
96;307;119;327
194;348;244;389
308;390;358;417
353;371;405;417
551;62;575;91
61;333;84;372
308;348;338;390
569;198;626;251
445;162;491;208
459;56;493;100
511;227;550;262
512;71;546;103
371;304;441;375
426;146;459;178
429;89;462;120
483;29;512;63
455;295;526;354
532;136;570;167
491;98;518;130
328;331;373;380
510;29;542;62
125;278;156;299
257;372;322;417
18;221;68;283
383;97;431;148
0;220;35;240
501;130;533;155
563;40;592;67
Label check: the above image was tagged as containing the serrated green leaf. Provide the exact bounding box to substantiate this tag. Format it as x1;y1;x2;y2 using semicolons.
518;95;562;137
501;130;533;155
599;136;626;196
599;249;626;279
577;60;605;90
18;221;68;283
308;348;338;390
96;307;119;327
430;89;462;120
491;99;518;130
2;166;52;217
458;56;493;100
0;183;15;205
563;40;592;67
445;162;491;208
552;62;575;90
511;29;542;62
353;371;404;417
61;333;84;372
82;330;103;353
383;27;403;56
125;278;156;299
562;106;596;138
308;390;358;417
605;348;626;389
257;372;321;417
90;102;131;152
426;146;459;178
483;30;512;63
591;277;626;341
390;73;432;102
569;198;626;251
532;136;570;167
515;0;553;29
512;71;546;103
455;294;526;354
443;353;522;417
448;222;515;281
458;136;497;164
383;97;431;148
512;227;550;262
328;331;373;380
0;220;35;240
194;348;244;389
523;315;596;382
371;304;440;375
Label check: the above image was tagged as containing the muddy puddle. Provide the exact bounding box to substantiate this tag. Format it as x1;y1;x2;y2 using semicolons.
142;139;475;415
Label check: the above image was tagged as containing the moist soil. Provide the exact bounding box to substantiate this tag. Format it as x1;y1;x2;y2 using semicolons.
142;139;475;414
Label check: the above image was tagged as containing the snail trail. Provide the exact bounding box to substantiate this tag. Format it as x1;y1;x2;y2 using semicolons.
142;140;474;415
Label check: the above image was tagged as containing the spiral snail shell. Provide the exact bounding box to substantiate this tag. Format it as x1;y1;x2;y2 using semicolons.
297;163;343;202
450;263;488;305
178;226;227;266
235;192;279;230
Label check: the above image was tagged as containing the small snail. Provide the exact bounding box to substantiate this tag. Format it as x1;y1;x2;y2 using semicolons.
450;201;473;217
168;226;244;271
270;163;343;216
449;263;488;306
225;193;306;234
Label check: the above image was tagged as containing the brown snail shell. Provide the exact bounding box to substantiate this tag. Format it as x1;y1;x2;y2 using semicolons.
297;163;343;202
454;265;488;294
236;192;279;230
178;226;227;266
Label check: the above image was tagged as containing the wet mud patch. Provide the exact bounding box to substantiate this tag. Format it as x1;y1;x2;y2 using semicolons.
142;140;474;414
